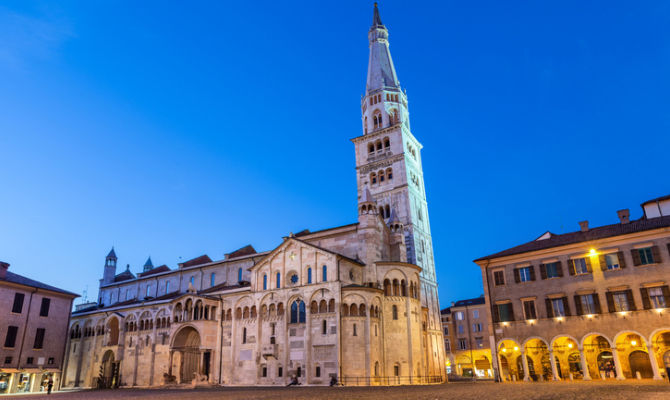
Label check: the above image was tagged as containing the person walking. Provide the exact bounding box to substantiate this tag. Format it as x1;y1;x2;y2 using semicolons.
47;377;54;394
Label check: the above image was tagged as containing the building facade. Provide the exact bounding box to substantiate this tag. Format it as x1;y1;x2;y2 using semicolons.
440;296;492;378
0;261;78;394
476;195;670;382
61;5;446;389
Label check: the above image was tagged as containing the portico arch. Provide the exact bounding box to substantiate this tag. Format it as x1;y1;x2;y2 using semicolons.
170;326;203;384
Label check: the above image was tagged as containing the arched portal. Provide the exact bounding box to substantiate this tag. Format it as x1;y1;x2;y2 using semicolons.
100;350;118;388
171;326;202;384
551;336;582;379
498;339;521;381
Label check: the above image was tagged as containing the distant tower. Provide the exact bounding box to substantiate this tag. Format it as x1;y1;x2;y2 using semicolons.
354;2;442;333
143;257;153;273
102;247;117;285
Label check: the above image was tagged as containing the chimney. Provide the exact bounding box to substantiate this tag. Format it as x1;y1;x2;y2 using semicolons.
0;262;8;279
617;209;630;224
579;221;589;232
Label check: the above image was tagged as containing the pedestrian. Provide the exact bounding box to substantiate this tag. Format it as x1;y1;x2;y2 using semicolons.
329;375;338;386
47;377;54;394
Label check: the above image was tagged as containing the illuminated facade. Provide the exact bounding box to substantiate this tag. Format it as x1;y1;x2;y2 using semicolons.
476;195;670;382
61;4;446;388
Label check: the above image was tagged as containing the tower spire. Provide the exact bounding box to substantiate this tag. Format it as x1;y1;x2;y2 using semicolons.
366;2;399;94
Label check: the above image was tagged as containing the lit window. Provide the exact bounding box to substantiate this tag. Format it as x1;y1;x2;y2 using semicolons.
263;274;267;290
307;268;312;284
454;311;464;321
605;253;620;270
638;247;655;265
573;258;589;274
579;294;597;314
475;337;484;348
472;323;482;332
523;300;536;320
496;303;514;322
458;339;467;350
493;270;505;286
290;300;306;324
210;273;216;287
648;287;666;308
276;273;281;289
322;265;327;282
612;291;631;312
551;298;566;317
545;262;561;278
517;267;532;282
238;268;243;282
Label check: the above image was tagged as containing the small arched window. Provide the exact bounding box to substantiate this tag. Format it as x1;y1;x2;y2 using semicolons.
263;274;267;290
379;170;385;182
386;168;393;180
322;265;327;282
392;305;398;320
307;267;312;284
371;172;377;184
376;140;382;151
276;272;281;288
190;276;195;285
238;268;242;282
368;143;374;153
384;137;390;148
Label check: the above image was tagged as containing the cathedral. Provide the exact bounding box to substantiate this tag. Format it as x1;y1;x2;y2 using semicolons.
62;4;446;388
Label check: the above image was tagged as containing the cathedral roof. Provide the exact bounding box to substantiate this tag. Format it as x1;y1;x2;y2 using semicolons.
138;264;171;277
114;264;135;282
225;245;257;259
179;254;213;268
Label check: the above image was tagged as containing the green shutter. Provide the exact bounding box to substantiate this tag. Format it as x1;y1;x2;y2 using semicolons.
513;268;520;283
492;304;500;323
574;295;583;316
585;257;592;272
625;289;636;311
631;249;642;266
662;286;670;307
540;264;547;280
567;259;575;275
617;251;627;269
529;265;536;281
651;245;661;264
593;294;602;314
640;288;652;310
598;254;607;271
556;261;564;277
562;296;571;316
606;292;615;313
545;298;554;318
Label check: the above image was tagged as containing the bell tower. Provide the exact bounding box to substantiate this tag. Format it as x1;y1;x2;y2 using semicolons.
353;4;444;376
102;247;117;285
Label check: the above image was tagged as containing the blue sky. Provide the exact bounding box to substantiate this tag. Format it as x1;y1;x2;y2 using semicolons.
1;1;669;307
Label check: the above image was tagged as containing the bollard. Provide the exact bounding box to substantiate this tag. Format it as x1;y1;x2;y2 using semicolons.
512;375;517;382
569;373;573;381
539;374;544;382
636;371;641;380
600;371;606;380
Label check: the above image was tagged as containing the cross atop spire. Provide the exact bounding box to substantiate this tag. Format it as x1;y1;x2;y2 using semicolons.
372;2;384;28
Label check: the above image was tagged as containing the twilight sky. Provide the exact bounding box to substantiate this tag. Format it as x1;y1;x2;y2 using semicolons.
1;1;669;307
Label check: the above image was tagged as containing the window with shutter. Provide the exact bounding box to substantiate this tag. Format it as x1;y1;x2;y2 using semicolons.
567;259;576;275
33;328;45;349
648;287;666;308
523;300;536;320
39;298;51;317
11;293;24;314
493;270;505;286
540;264;547;279
574;295;583;316
4;326;18;348
617;251;627;268
545;298;554;318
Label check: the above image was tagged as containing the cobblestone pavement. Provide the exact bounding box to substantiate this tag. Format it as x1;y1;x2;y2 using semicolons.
6;381;670;400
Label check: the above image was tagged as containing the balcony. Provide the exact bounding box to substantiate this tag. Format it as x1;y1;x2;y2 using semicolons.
261;344;278;359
